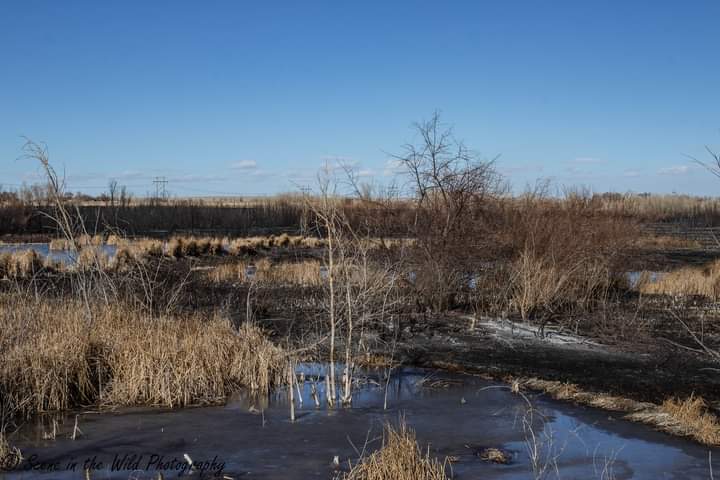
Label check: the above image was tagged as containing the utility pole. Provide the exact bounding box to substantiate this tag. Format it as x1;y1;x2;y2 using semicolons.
153;176;168;201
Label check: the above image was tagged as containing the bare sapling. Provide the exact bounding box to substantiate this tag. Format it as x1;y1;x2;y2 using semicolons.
21;139;120;320
288;361;295;422
307;163;406;408
307;165;340;407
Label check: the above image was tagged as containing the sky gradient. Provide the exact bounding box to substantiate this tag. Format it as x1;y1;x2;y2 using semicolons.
1;1;719;197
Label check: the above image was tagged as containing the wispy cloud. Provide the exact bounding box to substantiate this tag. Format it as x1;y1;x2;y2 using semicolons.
571;157;604;164
229;160;257;170
623;169;641;178
658;165;691;176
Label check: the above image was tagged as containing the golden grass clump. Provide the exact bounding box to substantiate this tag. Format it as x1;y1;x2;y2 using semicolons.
0;295;288;418
142;239;164;257
109;246;136;271
275;233;291;247
302;236;326;248
1;250;44;278
638;260;720;299
180;237;200;257
520;377;720;445
207;259;322;285
49;238;70;251
0;253;10;277
76;247;109;271
628;396;720;445
228;238;257;256
167;237;185;258
339;422;449;480
105;234;123;246
104;317;288;406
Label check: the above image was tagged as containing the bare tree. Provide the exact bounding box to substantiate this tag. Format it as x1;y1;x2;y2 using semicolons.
393;112;502;310
108;179;118;207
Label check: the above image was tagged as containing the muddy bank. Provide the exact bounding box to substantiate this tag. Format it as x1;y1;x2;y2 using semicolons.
389;314;720;410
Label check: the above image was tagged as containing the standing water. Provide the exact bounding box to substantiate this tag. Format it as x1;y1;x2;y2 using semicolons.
1;366;717;479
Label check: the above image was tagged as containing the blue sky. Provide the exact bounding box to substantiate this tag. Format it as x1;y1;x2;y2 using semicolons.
1;1;719;197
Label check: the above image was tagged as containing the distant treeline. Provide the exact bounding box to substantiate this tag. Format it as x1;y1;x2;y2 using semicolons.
3;189;720;238
0;198;308;237
0;191;414;238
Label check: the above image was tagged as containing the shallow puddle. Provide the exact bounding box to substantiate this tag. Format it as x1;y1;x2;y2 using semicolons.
2;367;718;479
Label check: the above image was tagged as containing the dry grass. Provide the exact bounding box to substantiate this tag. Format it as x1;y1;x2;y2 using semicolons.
520;377;720;446
76;247;110;271
597;193;720;224
510;248;615;321
207;259;323;285
49;234;105;251
634;234;702;250
628;396;720;445
639;260;720;299
0;250;44;278
479;447;510;464
339;422;449;480
0;295;288;417
0;431;21;469
228;235;326;255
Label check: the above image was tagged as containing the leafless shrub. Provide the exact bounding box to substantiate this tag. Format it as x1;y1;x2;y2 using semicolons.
393;111;502;311
492;185;636;328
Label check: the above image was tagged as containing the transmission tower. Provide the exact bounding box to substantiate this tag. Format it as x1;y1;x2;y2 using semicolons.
153;176;168;200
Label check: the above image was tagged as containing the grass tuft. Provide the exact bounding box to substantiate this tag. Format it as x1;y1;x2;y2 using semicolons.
338;421;449;480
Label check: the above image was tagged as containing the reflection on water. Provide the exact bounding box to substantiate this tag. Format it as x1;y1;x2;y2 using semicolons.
4;365;719;479
626;271;665;288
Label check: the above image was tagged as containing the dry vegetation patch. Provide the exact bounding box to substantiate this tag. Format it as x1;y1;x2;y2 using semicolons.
0;431;22;470
639;260;720;299
628;396;720;445
520;378;720;446
338;422;450;480
207;258;323;285
0;295;288;418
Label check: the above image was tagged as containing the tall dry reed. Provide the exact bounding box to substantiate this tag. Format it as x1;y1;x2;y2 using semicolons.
0;294;288;418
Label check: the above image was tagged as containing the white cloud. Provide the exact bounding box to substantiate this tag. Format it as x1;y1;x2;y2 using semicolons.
658;165;690;175
229;160;257;170
357;169;375;178
572;157;604;164
623;169;641;178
